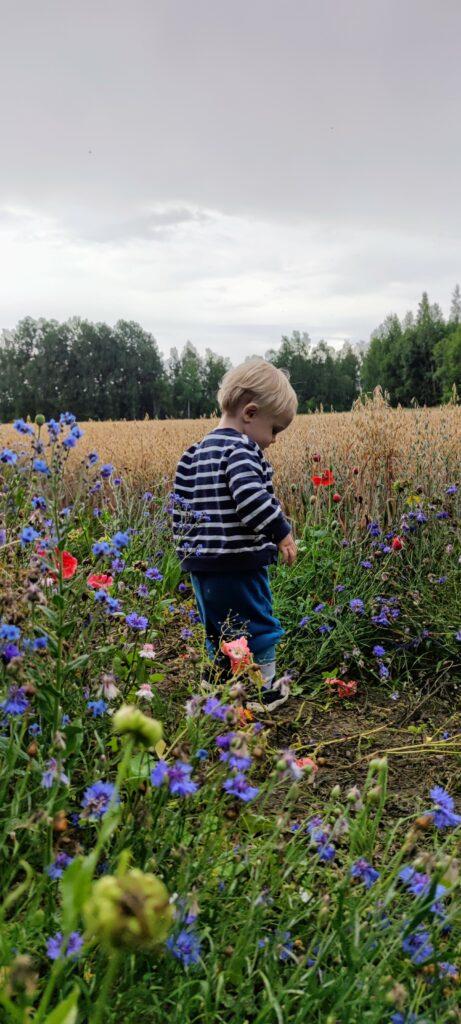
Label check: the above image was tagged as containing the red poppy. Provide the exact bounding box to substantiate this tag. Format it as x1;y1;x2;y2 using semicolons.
38;547;78;581
87;572;114;589
311;469;335;487
221;636;252;674
325;677;358;699
392;536;404;551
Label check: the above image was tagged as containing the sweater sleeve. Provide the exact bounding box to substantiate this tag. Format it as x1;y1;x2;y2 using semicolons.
225;444;291;544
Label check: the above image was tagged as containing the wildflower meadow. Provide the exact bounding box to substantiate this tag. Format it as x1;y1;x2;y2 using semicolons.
0;400;460;1023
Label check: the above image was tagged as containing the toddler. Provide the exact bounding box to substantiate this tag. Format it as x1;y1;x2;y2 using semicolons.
172;357;297;710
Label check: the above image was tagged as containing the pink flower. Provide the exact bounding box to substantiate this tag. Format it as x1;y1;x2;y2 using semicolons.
295;756;319;774
136;683;154;700
139;643;156;660
87;573;114;589
221;636;252;674
326;677;358;699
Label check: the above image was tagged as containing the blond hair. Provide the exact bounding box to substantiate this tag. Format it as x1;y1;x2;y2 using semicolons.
217;357;298;420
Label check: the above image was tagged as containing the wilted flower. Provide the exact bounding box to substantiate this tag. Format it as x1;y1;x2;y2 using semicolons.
136;683;154;700
221;636;252;674
325;677;358;698
139;643;156;660
41;758;69;789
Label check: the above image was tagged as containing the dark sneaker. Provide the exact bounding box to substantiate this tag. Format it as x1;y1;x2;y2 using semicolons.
247;675;291;713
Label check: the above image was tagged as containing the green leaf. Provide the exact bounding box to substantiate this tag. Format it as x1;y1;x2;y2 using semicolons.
43;986;79;1024
64;654;90;673
61;857;94;932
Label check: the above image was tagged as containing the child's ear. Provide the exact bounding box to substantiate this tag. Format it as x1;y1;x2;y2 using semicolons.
242;402;259;421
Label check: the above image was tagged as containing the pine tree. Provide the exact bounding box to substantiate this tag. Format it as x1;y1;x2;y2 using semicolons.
449;284;461;325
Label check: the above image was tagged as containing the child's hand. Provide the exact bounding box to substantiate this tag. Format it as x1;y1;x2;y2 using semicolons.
278;532;297;565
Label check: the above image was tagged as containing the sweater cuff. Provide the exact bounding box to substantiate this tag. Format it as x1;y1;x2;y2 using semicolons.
267;513;291;544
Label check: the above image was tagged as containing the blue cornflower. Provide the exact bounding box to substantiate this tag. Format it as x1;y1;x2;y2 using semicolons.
13;418;35;435
306;816;336;861
378;662;390;679
46;930;83;961
318;624;333;634
59;412;76;425
32;458;50;474
399;865;446;914
360;560;373;569
70;424;84;438
20;526;41;546
145;567;163;581
100;463;114;478
111;557;125;573
62;434;77;449
313;603;326;613
0;529;6;546
112;531;130;549
31;495;47;510
29;722;42;736
105;596;122;615
0;685;29;716
223;773;259;802
33;636;48;650
278;931;294;961
88;451;99;464
181;628;193;639
142;491;153;501
46;852;74;879
151;759;198;796
390;1014;420;1024
87;700;108;717
46;418;61;438
427;786;461;829
0;448;18;465
455;630;461;642
137;584;149;598
367;521;381;537
446;484;458;495
81;781;119;820
1;643;22;664
373;645;386;657
334;584;346;592
371;611;391;627
92;540;111;556
401;927;433;964
349;598;365;614
195;748;208;760
178;582;189;592
0;623;21;641
202;697;230;720
166;928;202;967
125;612;148;631
299;616;311;627
350;858;380;888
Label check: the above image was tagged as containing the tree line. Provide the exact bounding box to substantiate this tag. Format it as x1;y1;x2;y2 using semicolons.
0;287;459;420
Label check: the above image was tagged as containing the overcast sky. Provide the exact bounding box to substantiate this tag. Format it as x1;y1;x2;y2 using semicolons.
1;0;460;362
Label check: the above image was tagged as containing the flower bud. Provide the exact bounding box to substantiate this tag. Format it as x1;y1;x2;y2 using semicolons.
35;414;45;426
112;705;163;748
330;784;341;798
84;869;173;950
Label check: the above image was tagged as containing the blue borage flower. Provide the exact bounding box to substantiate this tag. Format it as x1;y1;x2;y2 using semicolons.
0;685;29;716
151;760;198;796
46;852;74;879
46;931;83;961
166;928;202;967
426;786;461;829
350;858;380;888
81;781;119;820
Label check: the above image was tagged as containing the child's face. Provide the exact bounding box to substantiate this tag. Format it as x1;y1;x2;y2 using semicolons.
242;404;293;450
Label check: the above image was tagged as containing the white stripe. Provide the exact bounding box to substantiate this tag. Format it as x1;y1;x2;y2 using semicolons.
235;489;272;513
185;533;268;542
175;469;227;481
232;481;263;499
174;495;234;504
254;505;283;531
174;481;228;492
242;497;273;524
181;542;273;555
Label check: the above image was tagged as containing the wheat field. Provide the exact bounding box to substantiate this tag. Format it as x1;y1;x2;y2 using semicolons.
1;390;460;520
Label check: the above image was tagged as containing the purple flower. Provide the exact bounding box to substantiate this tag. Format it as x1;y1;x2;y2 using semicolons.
41;758;69;789
202;697;230;720
350;858;380;888
0;623;21;641
81;781;119;819
306;817;336;861
455;630;461;642
427;786;461;829
445;485;457;495
313;603;326;613
373;645;386;657
2;643;22;664
401;927;433;964
32;458;50;474
46;931;83;961
318;624;333;634
367;521;380;537
166;928;202;966
92;540;111;556
111;557;126;573
112;531;130;549
151;760;198;796
299;616;311;627
20;526;41;546
349;598;365;614
125;613;148;631
46;852;74;879
334;584;346;593
378;662;390;679
100;463;114;478
399;865;446;913
360;560;373;569
181;628;193;639
87;700;108;717
223;773;259;802
146;567;163;581
178;582;189;592
0;685;29;716
137;584;149;598
0;448;18;465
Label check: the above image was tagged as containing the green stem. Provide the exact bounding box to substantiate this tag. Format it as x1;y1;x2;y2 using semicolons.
91;952;121;1024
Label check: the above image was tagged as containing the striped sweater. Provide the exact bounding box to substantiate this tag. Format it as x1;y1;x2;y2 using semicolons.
172;427;291;572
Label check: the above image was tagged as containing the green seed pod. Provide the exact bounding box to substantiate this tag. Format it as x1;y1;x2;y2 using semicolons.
35;414;45;426
112;705;163;747
84;869;174;950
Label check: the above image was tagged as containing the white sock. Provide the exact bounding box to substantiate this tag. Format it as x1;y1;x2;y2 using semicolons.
256;659;276;687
